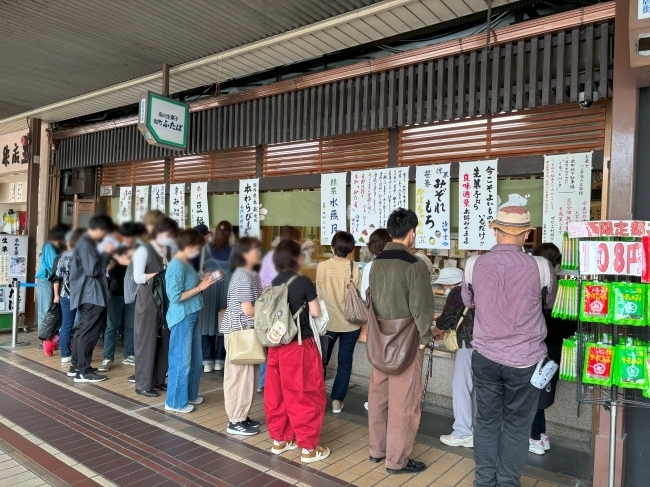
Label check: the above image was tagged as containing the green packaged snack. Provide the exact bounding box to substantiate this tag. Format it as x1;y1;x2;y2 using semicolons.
582;342;614;386
613;344;647;389
612;282;646;326
580;282;611;323
560;337;578;382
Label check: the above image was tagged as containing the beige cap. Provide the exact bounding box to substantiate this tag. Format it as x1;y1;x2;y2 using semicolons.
488;206;535;235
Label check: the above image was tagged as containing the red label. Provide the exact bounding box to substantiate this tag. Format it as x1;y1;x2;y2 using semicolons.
583;285;610;318
586;345;613;379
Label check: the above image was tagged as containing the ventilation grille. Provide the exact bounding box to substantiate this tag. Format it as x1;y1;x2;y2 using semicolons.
100;159;165;186
170;147;256;183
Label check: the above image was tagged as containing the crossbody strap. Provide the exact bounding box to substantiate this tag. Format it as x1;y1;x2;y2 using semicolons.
286;275;305;345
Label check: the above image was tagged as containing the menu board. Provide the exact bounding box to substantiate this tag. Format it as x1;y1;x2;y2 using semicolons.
169;183;186;228
134;185;150;222
191;182;209;227
350;168;408;245
118;186;133;224
151;184;166;213
542;152;592;248
0;236;28;313
415;164;450;249
320;173;347;245
239;178;260;238
458;160;498;250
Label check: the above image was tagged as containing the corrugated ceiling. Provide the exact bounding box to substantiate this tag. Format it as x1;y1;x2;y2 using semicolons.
0;0;512;134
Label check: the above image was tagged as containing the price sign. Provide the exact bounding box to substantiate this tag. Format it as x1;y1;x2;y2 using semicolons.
580;240;649;280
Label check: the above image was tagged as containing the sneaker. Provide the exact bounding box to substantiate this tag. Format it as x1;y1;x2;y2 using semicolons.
541;434;551;451
188;396;204;405
364;402;369;411
165;404;195;414
245;417;260;428
529;439;545;455
271;440;298;455
227;422;258;436
61;356;72;364
203;364;214;373
127;375;135;383
97;359;113;372
74;372;107;383
301;445;331;463
440;434;473;448
67;366;77;377
122;356;135;366
214;363;224;371
257;386;264;393
332;400;344;414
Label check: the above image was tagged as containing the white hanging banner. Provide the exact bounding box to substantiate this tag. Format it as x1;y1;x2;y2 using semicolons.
151;184;166;212
239;178;260;238
16;182;23;202
118;186;133;224
169;183;186;228
191;182;210;228
458;160;498;250
134;185;150;222
320;173;347;245
8;183;14;203
542;152;592;249
415;164;451;249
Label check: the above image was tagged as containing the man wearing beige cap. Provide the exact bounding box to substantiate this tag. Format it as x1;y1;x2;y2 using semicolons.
461;206;556;487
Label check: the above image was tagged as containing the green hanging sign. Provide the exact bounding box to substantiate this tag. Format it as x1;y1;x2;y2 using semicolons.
138;92;189;150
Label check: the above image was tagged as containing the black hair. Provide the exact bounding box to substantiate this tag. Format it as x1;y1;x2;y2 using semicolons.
88;215;114;232
532;243;562;267
119;222;146;237
230;237;261;269
176;229;205;251
331;231;355;258
49;223;71;242
367;228;392;256
273;240;302;273
151;217;179;239
386;208;418;239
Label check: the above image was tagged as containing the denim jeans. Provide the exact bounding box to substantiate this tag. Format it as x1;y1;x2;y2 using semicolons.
259;363;266;388
123;301;135;358
201;334;226;366
324;329;361;402
103;295;125;361
37;279;53;333
166;311;202;409
59;296;76;359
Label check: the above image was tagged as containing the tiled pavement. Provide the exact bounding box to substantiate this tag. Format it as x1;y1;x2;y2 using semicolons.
0;331;592;487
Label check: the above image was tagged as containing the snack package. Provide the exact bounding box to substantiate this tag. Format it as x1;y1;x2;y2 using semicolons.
582;342;614;386
560;337;578;381
580;282;611;323
614;344;647;389
612;282;646;326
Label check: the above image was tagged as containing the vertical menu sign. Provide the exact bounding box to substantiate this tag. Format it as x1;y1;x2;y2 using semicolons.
459;160;498;250
321;173;347;246
118;186;133;224
151;184;166;212
239;179;260;238
134;185;150;222
169;183;186;228
415;164;450;249
0;236;27;313
191;182;210;227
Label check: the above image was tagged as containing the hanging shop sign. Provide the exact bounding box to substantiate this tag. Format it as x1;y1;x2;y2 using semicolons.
568;220;650;238
542;152;592;249
138;92;189;150
169;183;186;227
151;184;166;212
415;164;450;249
579;239;650;282
239;178;260;238
0;130;29;176
0;236;28;313
134;185;150;222
191;182;209;228
118;187;133;224
320;173;347;246
458;160;498;250
350;168;408;245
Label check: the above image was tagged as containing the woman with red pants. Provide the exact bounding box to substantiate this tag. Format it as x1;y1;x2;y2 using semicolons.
265;240;330;464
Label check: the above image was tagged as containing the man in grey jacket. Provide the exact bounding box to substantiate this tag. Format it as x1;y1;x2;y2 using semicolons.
68;215;115;383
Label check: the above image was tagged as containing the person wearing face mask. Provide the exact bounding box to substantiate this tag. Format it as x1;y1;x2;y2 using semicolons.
301;240;316;266
131;217;179;397
165;229;217;413
431;267;476;449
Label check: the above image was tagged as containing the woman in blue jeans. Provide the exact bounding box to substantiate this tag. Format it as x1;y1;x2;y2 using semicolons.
165;229;217;414
36;223;69;332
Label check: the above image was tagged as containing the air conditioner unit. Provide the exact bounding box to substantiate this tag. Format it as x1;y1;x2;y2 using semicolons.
72;167;95;195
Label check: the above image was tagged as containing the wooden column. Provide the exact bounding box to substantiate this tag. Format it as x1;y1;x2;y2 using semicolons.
25;118;42;329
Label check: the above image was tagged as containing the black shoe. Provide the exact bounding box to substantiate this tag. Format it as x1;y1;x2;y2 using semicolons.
245;417;260;429
136;389;159;397
67;366;77;377
127;375;135;383
226;421;258;436
156;384;167;391
369;456;385;463
74;372;107;383
386;459;426;475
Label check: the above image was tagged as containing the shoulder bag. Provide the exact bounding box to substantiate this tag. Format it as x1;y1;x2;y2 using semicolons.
344;260;368;325
442;307;468;352
227;315;266;364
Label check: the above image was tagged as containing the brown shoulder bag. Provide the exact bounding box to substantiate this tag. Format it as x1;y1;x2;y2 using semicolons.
343;260;368;325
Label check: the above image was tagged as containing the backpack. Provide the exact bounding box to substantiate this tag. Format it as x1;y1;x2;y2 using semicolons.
464;254;552;309
123;260;138;304
254;276;305;347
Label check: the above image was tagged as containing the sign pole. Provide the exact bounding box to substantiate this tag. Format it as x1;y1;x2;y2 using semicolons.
0;279;30;348
162;63;170;97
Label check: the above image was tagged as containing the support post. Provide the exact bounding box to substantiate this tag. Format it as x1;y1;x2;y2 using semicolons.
162;63;170;97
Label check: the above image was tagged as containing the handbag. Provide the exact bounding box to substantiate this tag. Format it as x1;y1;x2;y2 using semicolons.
310;298;329;336
442;307;468;352
38;303;61;341
147;268;169;333
344;261;368;325
227;328;266;365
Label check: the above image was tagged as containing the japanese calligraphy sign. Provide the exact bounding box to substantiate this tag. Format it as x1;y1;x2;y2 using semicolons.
0;130;29;176
542;152;592;248
350;168;408;245
138;92;189;150
568;220;650;238
0;236;28;313
15;182;23;202
321;173;347;245
169;183;186;228
640;0;650;19
134;186;150;222
151;184;166;212
8;183;14;203
579;240;650;281
191;182;210;228
118;187;133;224
415;164;450;249
458;160;498;250
239;179;260;238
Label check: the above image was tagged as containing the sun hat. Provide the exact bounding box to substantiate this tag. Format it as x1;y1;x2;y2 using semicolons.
436;267;464;286
488;206;535;235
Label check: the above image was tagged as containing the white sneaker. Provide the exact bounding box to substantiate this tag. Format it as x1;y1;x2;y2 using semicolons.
203;364;214;373
214;363;224;371
541;434;551;451
61;356;72;363
189;396;204;405
97;359;113;372
440;434;473;448
257;386;264;393
165;404;195;414
271;440;298;455
529;439;545;455
301;445;331;463
332;400;344;414
364;402;369;411
122;356;135;366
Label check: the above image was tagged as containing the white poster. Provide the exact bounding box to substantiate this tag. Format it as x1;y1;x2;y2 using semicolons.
16;182;23;202
169;183;186;228
239;178;260;238
0;236;28;313
134;185;150;222
321;173;347;245
415;164;451;249
350;168;408;245
151;184;166;212
0;256;8;285
542;152;592;249
191;182;210;228
458;160;498;250
8;183;14;203
118;186;133;224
